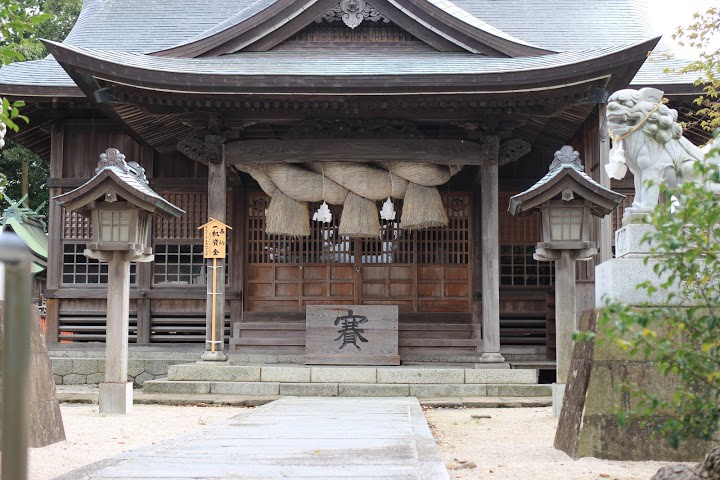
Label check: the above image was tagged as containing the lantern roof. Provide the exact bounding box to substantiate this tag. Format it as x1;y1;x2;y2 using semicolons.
508;146;625;218
55;148;184;219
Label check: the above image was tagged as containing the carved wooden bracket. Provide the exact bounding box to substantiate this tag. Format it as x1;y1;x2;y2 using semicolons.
499;138;531;166
177;135;225;165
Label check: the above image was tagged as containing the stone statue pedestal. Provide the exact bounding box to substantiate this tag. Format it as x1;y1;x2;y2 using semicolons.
596;223;665;306
555;224;715;461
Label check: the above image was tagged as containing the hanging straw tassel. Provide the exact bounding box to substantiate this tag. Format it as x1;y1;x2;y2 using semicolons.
401;183;448;230
339;192;381;238
265;191;310;237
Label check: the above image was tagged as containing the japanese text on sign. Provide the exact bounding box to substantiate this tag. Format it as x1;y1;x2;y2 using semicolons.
199;218;231;259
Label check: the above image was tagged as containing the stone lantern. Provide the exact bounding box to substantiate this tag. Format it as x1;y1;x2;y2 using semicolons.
55;148;183;414
509;146;624;416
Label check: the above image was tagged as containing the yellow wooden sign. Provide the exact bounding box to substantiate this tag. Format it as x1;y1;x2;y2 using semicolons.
198;217;232;259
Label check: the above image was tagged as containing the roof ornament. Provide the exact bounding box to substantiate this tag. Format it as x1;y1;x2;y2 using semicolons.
1;194;47;231
317;0;390;29
549;146;583;172
96;147;149;185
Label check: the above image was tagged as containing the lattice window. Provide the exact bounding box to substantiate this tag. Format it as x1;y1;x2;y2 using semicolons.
416;194;469;264
500;245;554;287
61;243;136;285
247;193;469;265
499;192;541;244
304;202;353;264
153;192;230;285
247;193;306;264
63;210;92;239
361;220;414;264
153;244;229;285
155;192;207;240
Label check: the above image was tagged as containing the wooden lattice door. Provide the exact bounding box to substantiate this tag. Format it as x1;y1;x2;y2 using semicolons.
244;192;471;315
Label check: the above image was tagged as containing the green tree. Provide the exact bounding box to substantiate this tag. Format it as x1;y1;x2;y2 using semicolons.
0;0;81;211
597;151;720;449
8;0;82;62
673;6;720;131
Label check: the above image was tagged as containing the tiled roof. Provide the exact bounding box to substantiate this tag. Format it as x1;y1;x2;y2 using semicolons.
0;0;692;93
452;0;653;52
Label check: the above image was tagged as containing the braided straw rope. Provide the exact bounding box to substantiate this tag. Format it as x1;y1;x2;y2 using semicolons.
236;161;463;237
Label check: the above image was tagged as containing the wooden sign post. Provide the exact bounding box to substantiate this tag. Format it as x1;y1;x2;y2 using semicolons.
198;218;231;360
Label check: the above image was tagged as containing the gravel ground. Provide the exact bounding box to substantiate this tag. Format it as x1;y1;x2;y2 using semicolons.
12;393;678;480
24;402;242;480
425;406;673;480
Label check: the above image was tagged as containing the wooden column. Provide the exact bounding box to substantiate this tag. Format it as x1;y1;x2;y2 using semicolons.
45;121;65;343
598;104;613;264
135;145;154;344
202;136;228;361
229;186;245;339
471;185;481;342
479;138;504;363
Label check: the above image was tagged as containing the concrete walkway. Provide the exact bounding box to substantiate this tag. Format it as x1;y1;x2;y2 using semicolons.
58;397;450;480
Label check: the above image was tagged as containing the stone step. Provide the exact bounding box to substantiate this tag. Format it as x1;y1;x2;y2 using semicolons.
142;379;551;398
166;364;538;384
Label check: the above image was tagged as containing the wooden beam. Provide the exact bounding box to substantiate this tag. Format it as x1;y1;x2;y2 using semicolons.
225;139;487;165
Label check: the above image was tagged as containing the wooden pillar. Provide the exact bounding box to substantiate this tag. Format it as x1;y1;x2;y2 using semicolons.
45;122;64;343
479;138;504;363
135;145;154;344
471;184;481;341
202;136;228;362
598;104;613;264
99;251;133;414
229;186;245;340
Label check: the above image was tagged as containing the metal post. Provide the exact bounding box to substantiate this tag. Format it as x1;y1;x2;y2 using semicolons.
1;232;32;480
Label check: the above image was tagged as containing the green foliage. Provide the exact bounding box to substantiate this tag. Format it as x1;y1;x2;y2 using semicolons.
6;0;82;61
673;7;720;131
598;145;720;449
0;170;6;199
0;0;80;209
0;140;48;214
0;0;49;131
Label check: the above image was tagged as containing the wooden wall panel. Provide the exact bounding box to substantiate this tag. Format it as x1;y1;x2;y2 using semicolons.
61;123;142;179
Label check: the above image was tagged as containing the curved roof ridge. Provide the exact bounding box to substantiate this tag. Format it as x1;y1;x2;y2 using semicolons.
167;0;278;50
415;0;548;50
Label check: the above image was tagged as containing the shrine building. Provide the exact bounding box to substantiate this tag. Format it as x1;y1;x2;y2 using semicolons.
0;0;698;364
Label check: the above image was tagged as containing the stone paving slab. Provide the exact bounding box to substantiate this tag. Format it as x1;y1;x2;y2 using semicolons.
57;397;449;480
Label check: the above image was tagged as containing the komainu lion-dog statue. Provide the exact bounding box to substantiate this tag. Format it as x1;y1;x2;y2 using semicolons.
605;87;720;223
